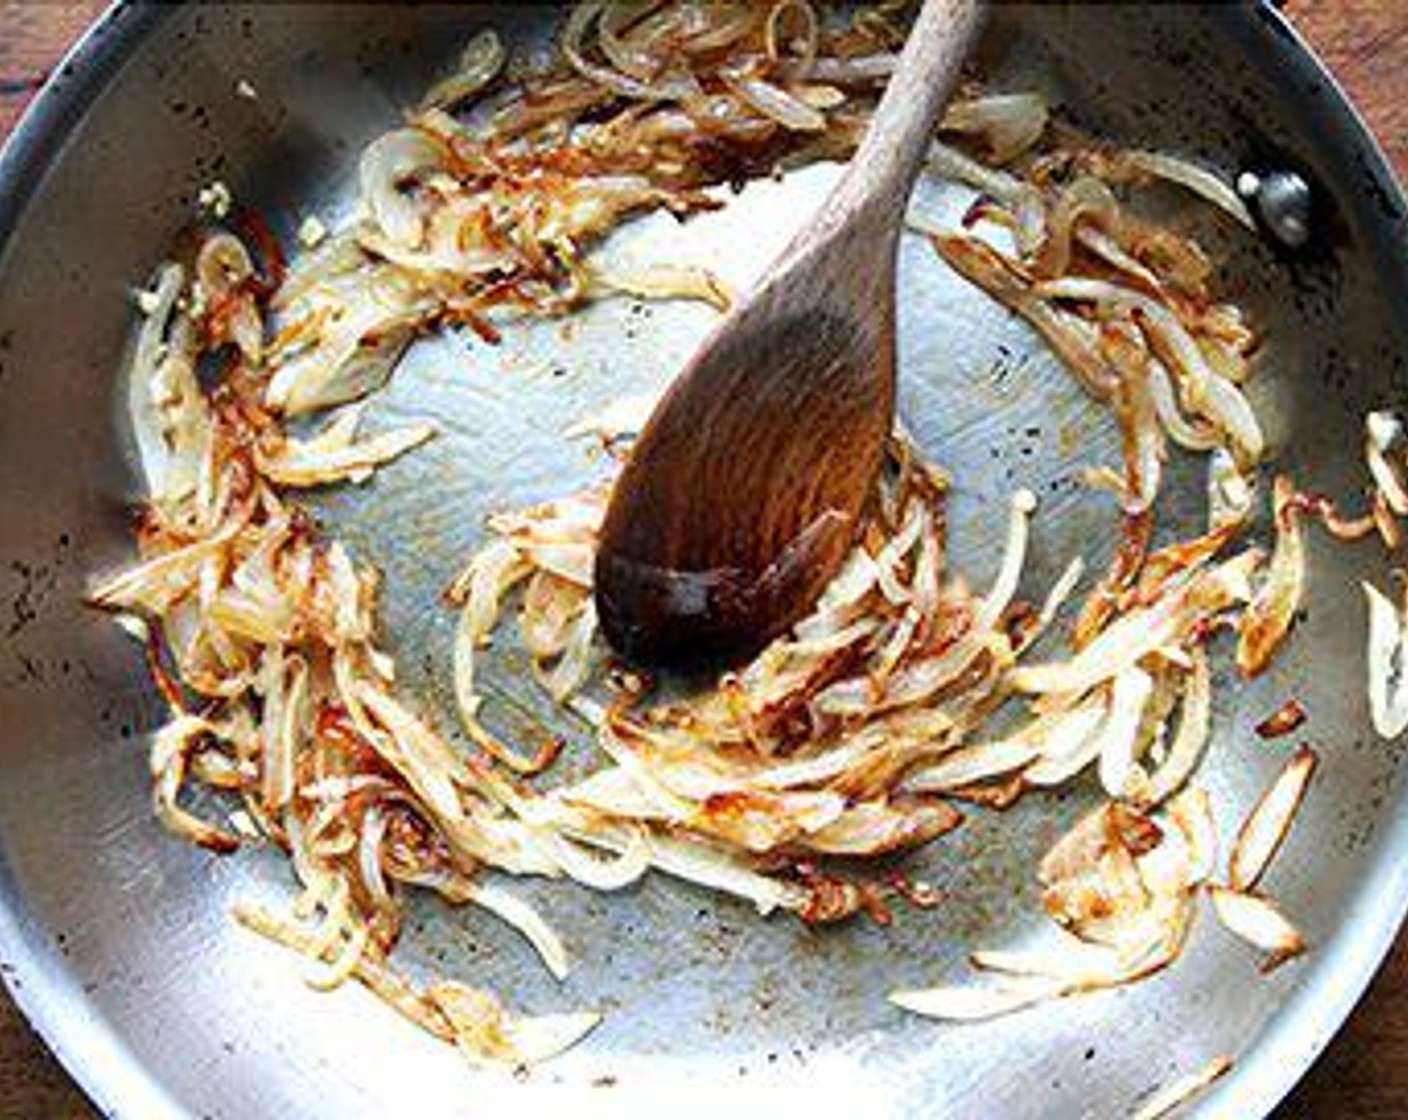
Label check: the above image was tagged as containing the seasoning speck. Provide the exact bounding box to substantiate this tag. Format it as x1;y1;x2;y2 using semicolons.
198;180;233;220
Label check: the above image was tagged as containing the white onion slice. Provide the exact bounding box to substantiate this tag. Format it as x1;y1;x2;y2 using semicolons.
1236;476;1303;678
1021;700;1110;787
1131;1056;1234;1120
589;261;732;311
902;737;1039;793
563;1;698;100
1012;550;1258;697
721;72;827;132
1148;360;1219;452
427;980;601;1066
1037;276;1264;465
889;975;1067;1022
257;411;435;489
1167;786;1217;886
1366;410;1408;515
551;830;651;891
1117;150;1255;230
467;880;571;980
1228;745;1317;892
1096;666;1155;800
941;93;1048;164
419;29;505;111
359;129;444;248
1365;579;1408;739
1208;886;1305;970
1143;647;1211;805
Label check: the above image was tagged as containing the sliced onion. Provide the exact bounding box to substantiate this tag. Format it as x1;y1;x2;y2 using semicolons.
257;409;435;488
625;829;808;915
447;538;532;628
427;980;601;1066
532;599;599;702
969;935;1124;983
1229;745;1317;892
564;1;698;101
589;261;732;311
149;714;241;853
1131;1056;1234;1120
196;233;264;362
551;830;651;891
358;129;445;248
794;53;896;85
1366;409;1408;515
419;29;506;112
596;0;670;80
1208;885;1305;970
978;489;1037;633
1011;551;1258;697
1037;276;1264;464
466;880;571;980
941;93;1049;165
889;975;1067;1022
260;649;308;811
352;681;466;826
1255;698;1308;739
1167;786;1217;886
127;265;211;514
1031;176;1121;279
1030;556;1086;644
266;307;419;417
764;0;818;69
555;766;670;822
874;500;927;605
1113;150;1255;231
720;71;827;132
357;804;392;912
1207;446;1255;531
1096;666;1155;800
1076;227;1164;294
1021;699;1110;787
1104;320;1165;512
923;142;1032;208
1143;647;1211;805
1365;579;1408;739
1236;476;1303;678
1147;359;1219;452
902;736;1040;793
88;529;237;615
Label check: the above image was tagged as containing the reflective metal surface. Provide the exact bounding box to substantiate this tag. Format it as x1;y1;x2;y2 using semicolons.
2;5;1408;1118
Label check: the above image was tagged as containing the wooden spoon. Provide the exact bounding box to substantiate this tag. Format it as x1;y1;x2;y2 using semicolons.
594;0;982;669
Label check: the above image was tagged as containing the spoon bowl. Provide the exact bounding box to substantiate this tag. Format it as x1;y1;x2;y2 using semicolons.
595;0;982;668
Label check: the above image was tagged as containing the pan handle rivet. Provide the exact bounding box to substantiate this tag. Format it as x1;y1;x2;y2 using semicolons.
1248;169;1312;249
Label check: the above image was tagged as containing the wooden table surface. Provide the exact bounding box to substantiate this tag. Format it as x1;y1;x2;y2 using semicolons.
2;2;1408;1117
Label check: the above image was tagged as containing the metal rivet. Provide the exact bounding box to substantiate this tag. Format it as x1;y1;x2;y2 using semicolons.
1255;170;1312;249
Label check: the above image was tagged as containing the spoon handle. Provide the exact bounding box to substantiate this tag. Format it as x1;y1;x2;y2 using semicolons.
832;0;983;221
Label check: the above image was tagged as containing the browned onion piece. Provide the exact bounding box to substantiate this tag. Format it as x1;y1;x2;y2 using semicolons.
1254;698;1307;739
1228;745;1317;892
1236;476;1303;678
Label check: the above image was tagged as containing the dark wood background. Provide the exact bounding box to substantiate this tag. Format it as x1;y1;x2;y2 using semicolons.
1;1;1406;1116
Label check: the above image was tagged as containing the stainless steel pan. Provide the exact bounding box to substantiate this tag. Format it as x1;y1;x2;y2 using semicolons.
3;4;1407;1117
